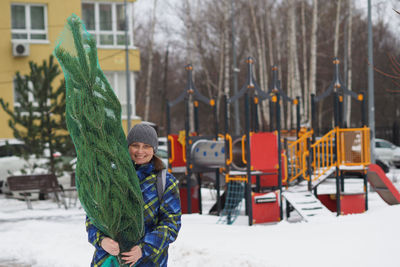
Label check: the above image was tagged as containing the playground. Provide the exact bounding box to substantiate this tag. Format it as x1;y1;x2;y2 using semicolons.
2;56;400;267
166;57;400;227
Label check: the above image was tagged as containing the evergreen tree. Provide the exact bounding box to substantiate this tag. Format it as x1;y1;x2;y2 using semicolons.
0;55;74;174
54;14;144;265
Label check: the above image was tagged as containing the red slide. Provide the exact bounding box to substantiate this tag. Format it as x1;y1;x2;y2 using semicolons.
367;164;400;205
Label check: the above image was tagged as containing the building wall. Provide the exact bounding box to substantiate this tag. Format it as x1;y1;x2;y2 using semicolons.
0;0;140;139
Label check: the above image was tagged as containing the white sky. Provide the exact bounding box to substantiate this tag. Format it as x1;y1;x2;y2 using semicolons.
133;0;400;46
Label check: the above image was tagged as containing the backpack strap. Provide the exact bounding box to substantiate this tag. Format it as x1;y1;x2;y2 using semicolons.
156;169;167;202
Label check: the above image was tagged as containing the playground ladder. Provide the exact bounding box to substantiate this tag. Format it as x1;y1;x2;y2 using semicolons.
282;191;333;222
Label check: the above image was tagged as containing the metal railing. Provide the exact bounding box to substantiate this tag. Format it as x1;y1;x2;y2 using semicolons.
309;129;336;182
285;130;313;183
285;127;371;184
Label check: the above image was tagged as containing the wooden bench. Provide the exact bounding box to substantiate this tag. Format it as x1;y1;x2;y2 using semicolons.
7;174;68;209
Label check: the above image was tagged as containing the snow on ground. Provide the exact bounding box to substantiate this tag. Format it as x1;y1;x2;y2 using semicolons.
0;170;400;267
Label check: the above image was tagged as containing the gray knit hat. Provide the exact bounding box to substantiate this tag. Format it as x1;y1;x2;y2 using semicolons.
127;123;158;153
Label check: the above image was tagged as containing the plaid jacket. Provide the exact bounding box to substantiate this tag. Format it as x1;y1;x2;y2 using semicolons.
86;162;181;266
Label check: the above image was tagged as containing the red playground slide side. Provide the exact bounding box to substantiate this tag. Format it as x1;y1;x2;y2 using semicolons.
367;164;400;205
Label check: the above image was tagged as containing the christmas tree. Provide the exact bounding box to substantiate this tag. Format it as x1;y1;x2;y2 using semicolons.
54;14;144;265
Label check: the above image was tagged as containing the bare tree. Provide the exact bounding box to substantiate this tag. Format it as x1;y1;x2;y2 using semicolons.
301;0;308;123
182;0;197;132
143;0;158;121
333;0;342;58
346;0;353;126
248;0;266;90
223;0;231;98
308;0;318;125
287;0;301;129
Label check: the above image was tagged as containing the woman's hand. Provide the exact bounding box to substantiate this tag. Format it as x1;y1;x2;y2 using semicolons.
101;237;120;256
121;245;142;267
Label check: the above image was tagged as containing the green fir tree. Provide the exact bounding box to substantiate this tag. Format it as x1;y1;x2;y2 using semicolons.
54;14;144;265
0;55;74;175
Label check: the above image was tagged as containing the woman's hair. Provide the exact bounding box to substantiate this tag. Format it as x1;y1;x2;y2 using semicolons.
152;155;165;172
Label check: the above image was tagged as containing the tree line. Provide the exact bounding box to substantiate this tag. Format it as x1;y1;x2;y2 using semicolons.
134;0;400;142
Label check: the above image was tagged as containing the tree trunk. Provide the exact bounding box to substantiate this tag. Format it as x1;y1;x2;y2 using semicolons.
291;4;301;127
309;0;318;125
217;27;225;120
346;0;353;126
333;0;341;58
266;9;274;68
276;27;284;130
144;0;158;122
223;0;230;106
301;0;309;124
259;0;270;129
249;0;265;91
287;0;301;129
183;0;195;132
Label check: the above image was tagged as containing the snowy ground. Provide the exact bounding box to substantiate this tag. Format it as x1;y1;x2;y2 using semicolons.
0;170;400;267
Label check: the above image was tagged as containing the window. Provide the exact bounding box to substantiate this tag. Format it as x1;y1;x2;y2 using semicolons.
11;4;47;42
376;140;394;149
104;71;136;118
82;2;134;48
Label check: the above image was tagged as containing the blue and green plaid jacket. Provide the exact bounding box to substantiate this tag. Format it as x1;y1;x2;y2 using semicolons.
86;162;182;266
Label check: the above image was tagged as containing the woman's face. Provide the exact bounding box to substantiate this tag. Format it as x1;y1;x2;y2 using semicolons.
129;142;154;165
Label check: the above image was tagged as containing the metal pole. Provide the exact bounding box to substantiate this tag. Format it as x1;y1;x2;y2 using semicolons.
231;0;240;135
244;92;252;226
343;21;348;127
311;94;317;139
214;101;221;215
185;97;192;214
296;96;301;136
124;0;132;131
368;0;376;163
276;93;283;221
166;102;171;163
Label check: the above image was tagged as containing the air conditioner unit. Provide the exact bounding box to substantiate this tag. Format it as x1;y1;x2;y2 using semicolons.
12;42;30;57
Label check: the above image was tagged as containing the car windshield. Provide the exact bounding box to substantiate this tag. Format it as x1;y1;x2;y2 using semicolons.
376;140;395;149
156;149;168;158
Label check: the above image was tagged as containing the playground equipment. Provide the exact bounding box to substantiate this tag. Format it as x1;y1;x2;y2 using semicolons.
167;56;399;225
219;57;305;225
166;64;220;214
283;58;371;218
167;57;295;225
367;164;400;205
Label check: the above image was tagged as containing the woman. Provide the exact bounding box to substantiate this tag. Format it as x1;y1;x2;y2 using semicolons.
86;123;182;266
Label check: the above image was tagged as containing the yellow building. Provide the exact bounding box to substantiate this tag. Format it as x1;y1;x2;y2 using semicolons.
0;0;141;139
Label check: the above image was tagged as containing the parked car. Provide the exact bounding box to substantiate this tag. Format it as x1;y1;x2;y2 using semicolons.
374;138;400;168
156;145;169;168
158;137;168;147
